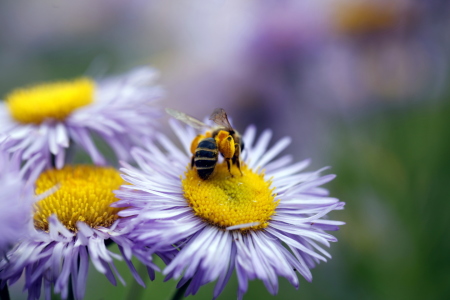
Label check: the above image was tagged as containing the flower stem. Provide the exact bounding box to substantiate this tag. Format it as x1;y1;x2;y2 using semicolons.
68;277;74;300
170;279;191;300
125;263;148;300
0;282;11;300
105;238;115;247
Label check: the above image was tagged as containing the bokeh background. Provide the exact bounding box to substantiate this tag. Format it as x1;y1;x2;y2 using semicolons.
1;0;449;299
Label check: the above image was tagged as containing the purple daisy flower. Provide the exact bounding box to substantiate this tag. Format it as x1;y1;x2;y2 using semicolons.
0;67;163;171
0;165;172;300
115;115;345;299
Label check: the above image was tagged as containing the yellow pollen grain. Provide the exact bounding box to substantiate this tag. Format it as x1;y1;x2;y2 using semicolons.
182;163;279;232
33;165;123;232
6;78;95;124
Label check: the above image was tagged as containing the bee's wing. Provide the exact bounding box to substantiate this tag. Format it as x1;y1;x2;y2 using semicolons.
166;108;209;130
209;108;233;130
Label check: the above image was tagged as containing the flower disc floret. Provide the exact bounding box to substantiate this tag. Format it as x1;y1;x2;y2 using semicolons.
34;165;123;232
183;163;278;231
6;78;95;124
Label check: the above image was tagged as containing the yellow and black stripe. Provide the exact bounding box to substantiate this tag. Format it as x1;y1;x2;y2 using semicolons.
194;138;218;180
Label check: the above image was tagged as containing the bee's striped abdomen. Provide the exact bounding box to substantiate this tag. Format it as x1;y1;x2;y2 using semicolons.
194;138;218;180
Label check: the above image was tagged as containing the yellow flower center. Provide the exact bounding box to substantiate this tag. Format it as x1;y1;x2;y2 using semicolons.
182;162;279;231
6;78;95;124
34;165;123;232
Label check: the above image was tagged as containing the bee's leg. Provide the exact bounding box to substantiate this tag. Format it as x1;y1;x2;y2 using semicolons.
234;144;243;176
216;133;235;177
226;158;234;177
236;158;243;176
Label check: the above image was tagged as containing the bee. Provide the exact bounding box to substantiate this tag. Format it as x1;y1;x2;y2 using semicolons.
166;108;244;180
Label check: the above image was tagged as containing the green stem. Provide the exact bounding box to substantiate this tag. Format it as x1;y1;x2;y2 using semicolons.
105;238;115;248
170;279;191;300
68;277;74;300
0;282;11;300
126;263;148;300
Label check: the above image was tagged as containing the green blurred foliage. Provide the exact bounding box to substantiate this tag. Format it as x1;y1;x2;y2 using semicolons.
327;98;450;300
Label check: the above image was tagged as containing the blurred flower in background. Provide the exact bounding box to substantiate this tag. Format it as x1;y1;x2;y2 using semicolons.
315;0;447;107
0;67;163;171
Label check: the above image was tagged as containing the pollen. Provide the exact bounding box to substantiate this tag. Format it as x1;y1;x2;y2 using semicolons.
6;78;95;124
182;163;279;231
33;165;123;232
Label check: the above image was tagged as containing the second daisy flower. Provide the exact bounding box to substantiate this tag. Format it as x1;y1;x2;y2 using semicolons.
0;67;163;171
